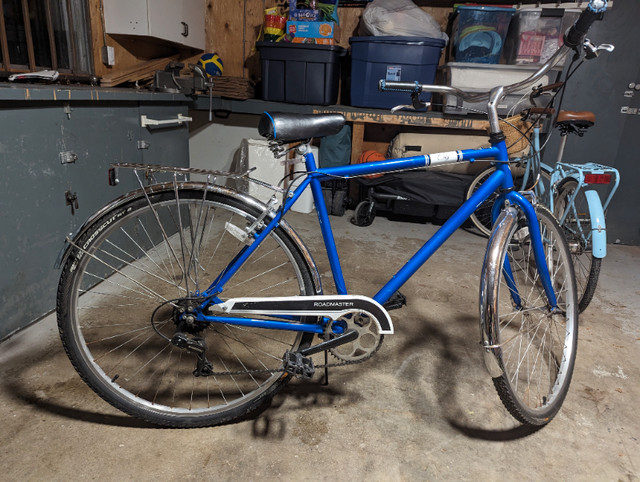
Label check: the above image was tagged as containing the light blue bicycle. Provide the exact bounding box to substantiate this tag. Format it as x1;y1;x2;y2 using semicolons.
468;106;620;312
55;1;607;428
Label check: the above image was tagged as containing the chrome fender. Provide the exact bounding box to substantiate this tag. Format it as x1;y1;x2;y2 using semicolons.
55;182;323;295
479;206;519;378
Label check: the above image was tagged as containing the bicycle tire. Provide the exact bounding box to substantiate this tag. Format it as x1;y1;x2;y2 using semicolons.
467;167;498;237
57;187;317;428
480;205;578;425
553;177;601;312
467;166;552;238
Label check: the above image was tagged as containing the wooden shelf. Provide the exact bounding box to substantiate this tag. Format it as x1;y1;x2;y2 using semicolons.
191;96;491;164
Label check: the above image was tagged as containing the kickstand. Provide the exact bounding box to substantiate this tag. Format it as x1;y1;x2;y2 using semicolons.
322;350;329;386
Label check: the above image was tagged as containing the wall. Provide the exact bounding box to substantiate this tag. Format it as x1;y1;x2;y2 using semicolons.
189;111;258;172
0;87;191;340
542;1;640;245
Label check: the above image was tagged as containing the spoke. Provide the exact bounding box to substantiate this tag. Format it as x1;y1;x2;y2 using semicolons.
68;236;175;306
113;226;181;290
95;242;186;295
134;170;185;285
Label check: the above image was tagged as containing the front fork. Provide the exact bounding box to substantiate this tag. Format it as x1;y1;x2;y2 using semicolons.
491;189;559;310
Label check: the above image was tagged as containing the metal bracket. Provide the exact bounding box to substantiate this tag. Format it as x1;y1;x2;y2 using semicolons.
137;140;150;150
65;191;79;215
140;114;192;128
59;151;77;164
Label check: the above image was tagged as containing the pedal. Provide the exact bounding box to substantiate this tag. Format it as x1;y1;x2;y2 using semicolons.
283;351;315;379
383;291;407;311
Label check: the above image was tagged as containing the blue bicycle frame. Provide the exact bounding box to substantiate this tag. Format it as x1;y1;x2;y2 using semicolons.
196;137;558;332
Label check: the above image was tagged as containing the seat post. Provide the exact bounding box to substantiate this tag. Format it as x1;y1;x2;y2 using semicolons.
556;134;568;165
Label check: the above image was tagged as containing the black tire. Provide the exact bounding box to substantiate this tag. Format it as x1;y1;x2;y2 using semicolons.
351;201;376;227
331;190;347;216
57;188;316;428
481;205;578;425
467;167;497;237
553;178;601;312
467;166;552;238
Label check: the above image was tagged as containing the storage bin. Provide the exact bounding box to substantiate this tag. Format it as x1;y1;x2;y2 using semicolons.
450;6;515;64
441;62;560;115
349;36;446;109
503;8;581;65
257;41;345;105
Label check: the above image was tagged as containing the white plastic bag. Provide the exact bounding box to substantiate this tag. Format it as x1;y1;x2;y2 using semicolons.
360;0;448;42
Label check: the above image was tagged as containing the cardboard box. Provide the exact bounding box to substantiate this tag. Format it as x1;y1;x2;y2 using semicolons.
286;21;335;40
291;37;335;45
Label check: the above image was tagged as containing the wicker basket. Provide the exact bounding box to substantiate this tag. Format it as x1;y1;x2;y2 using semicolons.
501;115;533;157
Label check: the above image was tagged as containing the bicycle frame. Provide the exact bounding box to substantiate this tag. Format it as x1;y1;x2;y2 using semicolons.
195;137;559;333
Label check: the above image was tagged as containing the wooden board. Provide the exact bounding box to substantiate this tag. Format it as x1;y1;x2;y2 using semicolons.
206;0;265;80
313;106;490;130
100;55;179;87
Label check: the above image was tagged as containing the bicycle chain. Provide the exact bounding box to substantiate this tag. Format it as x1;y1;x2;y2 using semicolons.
205;355;368;378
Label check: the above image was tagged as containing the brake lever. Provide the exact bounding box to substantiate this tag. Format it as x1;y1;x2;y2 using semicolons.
584;39;615;59
390;92;430;113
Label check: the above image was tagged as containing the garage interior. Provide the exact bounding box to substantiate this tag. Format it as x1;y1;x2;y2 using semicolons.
0;0;638;480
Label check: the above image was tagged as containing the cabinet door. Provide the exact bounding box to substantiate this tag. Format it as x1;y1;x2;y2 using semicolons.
147;0;205;49
103;0;204;49
103;0;150;36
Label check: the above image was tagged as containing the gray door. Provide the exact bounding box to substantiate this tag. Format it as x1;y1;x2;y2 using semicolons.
544;2;640;245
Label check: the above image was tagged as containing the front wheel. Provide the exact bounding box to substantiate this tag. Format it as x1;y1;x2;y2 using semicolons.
480;205;578;425
57;187;317;428
553;178;601;312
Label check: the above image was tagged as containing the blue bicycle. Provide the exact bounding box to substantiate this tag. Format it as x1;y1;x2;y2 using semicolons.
56;1;607;428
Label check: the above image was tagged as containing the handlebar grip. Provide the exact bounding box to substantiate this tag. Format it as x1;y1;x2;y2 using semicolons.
564;0;607;49
379;80;421;93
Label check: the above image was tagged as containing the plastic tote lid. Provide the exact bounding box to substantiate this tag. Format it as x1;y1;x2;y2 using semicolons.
454;5;516;12
349;36;446;48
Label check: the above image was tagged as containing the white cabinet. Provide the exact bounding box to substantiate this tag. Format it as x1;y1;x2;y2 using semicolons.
103;0;205;50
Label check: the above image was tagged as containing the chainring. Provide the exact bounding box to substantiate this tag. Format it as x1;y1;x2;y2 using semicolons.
329;312;383;363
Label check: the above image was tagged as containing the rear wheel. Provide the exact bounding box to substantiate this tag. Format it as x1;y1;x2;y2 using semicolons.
57;188;317;427
554;178;601;312
481;205;578;425
467;167;497;237
467;166;552;237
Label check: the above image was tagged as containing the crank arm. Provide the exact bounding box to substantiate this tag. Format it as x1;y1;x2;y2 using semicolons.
299;329;358;357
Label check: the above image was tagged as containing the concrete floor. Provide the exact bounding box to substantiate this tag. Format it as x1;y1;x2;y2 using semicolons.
1;210;638;480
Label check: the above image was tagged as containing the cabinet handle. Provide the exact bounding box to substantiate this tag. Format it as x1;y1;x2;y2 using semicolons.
140;114;192;127
181;21;189;37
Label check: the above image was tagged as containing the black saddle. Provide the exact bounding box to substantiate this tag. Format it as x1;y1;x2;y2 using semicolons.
258;112;345;143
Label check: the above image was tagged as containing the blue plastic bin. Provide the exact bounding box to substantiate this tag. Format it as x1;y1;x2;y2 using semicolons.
349;36;446;109
451;6;515;64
